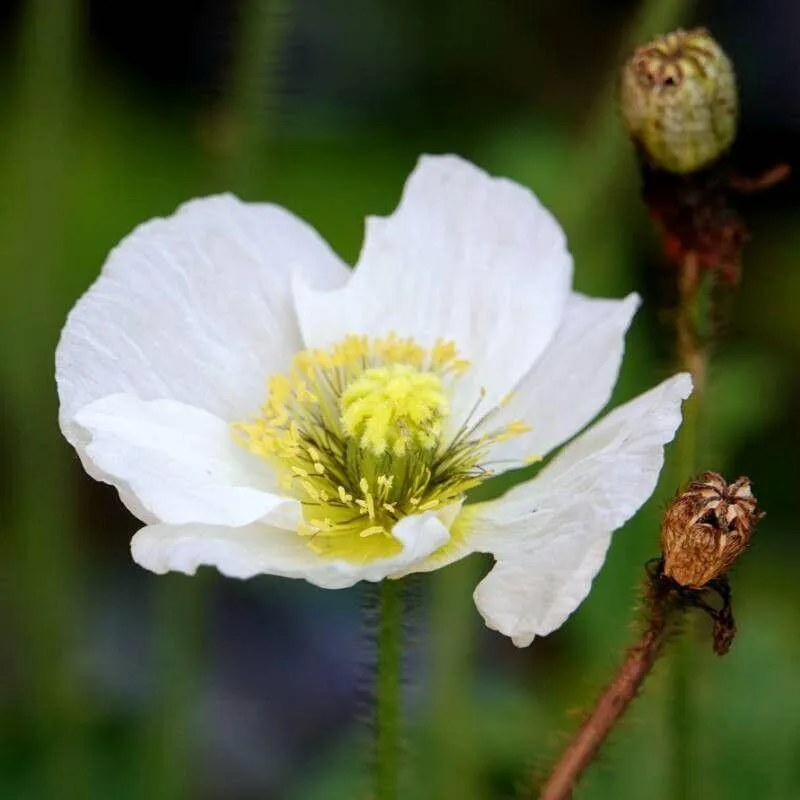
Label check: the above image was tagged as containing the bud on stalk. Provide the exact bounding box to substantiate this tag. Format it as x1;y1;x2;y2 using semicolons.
620;28;737;174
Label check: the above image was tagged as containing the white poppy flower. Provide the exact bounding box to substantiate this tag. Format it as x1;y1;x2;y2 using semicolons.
56;155;691;647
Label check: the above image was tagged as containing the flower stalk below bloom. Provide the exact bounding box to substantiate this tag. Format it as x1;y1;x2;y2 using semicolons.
375;578;404;800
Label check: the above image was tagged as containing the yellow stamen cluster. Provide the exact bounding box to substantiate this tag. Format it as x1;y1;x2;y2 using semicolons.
341;364;449;456
234;333;528;564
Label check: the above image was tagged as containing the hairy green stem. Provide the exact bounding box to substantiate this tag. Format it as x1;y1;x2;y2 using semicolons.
375;579;404;800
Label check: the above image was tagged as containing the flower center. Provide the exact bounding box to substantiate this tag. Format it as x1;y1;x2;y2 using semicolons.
234;334;528;564
341;364;449;457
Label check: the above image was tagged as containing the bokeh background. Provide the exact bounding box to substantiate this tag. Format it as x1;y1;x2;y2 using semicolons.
1;0;798;798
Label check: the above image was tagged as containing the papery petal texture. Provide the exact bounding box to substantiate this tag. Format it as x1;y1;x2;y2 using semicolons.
74;394;299;528
464;373;691;646
131;510;450;589
56;153;689;647
57;193;348;435
294;155;574;419
491;292;641;467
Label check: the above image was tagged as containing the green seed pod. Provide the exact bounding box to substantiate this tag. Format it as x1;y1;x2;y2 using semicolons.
620;28;738;174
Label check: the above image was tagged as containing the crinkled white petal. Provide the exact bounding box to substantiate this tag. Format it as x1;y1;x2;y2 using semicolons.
293;155;573;422
131;510;451;589
465;373;691;647
491;292;641;467
57;193;348;446
74;394;300;528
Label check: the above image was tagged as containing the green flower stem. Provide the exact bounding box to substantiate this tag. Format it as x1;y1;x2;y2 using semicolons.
558;0;694;233
143;3;294;796
144;577;204;800
3;0;86;795
669;253;711;800
430;558;481;800
426;5;697;797
375;578;405;800
224;0;292;193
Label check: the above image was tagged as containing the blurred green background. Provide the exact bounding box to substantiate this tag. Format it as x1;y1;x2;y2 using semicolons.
1;0;798;798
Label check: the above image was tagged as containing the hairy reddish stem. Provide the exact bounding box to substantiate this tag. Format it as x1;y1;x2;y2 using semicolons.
538;592;676;800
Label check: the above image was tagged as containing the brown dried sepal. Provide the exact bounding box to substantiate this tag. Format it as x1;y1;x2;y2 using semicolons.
642;162;749;284
661;471;761;588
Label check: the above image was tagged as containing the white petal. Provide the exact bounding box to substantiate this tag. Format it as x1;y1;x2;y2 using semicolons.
131;510;450;589
467;373;692;647
294;155;573;417
491;292;641;466
74;394;299;528
57;194;348;446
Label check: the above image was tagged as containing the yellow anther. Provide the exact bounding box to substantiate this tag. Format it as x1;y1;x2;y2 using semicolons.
499;392;516;408
494;420;532;442
338;486;353;504
360;525;387;538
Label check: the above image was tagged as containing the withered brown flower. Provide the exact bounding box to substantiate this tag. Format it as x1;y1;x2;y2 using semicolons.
661;472;761;588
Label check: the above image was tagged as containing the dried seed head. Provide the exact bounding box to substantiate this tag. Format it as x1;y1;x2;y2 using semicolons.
620;28;738;174
661;472;761;588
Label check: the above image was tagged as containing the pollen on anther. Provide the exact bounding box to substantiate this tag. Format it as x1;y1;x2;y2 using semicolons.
338;486;353;504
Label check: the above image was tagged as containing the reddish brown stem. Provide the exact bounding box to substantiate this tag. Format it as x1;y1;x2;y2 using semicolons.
537;593;676;800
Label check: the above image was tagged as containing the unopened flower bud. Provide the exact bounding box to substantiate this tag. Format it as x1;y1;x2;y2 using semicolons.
661;472;761;588
620;28;738;174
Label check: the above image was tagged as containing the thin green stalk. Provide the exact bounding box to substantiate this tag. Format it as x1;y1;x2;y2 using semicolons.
225;0;292;193
559;0;694;233
2;0;86;796
428;4;696;798
141;3;293;796
669;384;702;800
669;639;691;800
375;579;404;800
430;558;480;800
144;577;203;800
669;254;711;800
